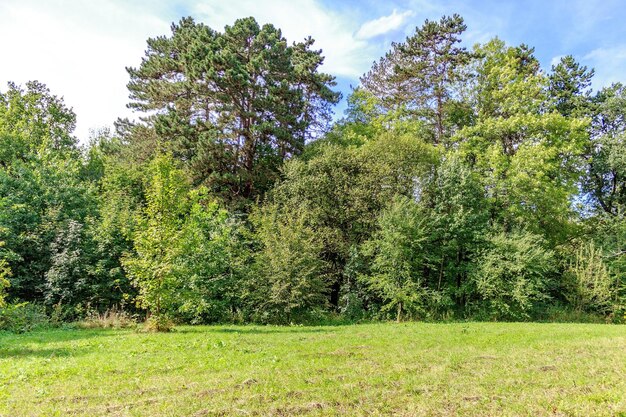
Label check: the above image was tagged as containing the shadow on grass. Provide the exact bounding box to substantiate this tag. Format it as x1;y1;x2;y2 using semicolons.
0;345;88;359
176;326;337;335
0;329;117;358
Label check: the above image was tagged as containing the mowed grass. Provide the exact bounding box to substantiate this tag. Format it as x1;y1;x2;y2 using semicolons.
0;323;625;416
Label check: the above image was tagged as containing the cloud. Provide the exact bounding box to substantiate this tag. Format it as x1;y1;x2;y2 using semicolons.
583;46;626;89
190;0;375;79
550;55;566;68
0;0;171;142
0;0;389;141
356;9;414;40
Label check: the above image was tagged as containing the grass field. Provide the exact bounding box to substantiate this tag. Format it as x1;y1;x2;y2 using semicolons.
1;323;625;416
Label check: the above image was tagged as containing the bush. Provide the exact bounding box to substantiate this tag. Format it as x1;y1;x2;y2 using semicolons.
359;196;431;322
143;315;174;332
248;205;329;324
77;307;137;329
0;259;9;308
564;241;618;315
468;231;555;320
0;302;50;332
539;304;610;323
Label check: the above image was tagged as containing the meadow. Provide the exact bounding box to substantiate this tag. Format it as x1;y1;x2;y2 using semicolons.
1;322;625;416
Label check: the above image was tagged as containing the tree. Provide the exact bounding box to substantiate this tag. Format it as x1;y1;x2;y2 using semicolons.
268;132;436;308
469;231;555;319
361;14;472;143
44;220;89;308
360;196;429;322
459;39;588;244
419;154;489;307
549;55;594;117
0;81;77;152
127;17;340;206
0;81;96;302
471;39;542;120
177;191;246;323
81;131;146;311
584;83;626;215
250;205;328;323
564;241;617;315
122;155;189;328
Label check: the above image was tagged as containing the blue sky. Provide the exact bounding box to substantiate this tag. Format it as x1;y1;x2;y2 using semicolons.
1;0;625;141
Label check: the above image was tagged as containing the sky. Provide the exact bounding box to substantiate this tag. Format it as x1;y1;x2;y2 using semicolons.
1;0;626;142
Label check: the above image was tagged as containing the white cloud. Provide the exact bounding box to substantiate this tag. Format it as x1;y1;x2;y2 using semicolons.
0;0;171;142
356;9;414;40
190;0;375;79
0;0;384;141
550;55;566;68
584;46;626;89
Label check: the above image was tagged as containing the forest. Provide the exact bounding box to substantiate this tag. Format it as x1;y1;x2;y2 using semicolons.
1;14;625;331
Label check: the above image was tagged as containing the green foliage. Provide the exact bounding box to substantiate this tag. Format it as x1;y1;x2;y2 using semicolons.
469;231;555;319
459;39;588;244
44;220;89;308
176;191;246;323
268;132;436;308
249;205;328;323
564;241;617;315
0;262;9;308
0;239;10;307
549;55;594;117
122;154;189;323
122;154;245;325
0;302;49;332
361;14;473;143
0;82;97;303
2;14;626;325
127;17;340;207
0;81;77;152
360;196;430;321
585;83;626;215
418;154;489;306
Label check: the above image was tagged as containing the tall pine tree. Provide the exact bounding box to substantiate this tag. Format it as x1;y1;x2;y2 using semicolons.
127;17;340;207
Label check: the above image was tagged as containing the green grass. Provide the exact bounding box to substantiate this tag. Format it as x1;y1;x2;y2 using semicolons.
1;323;625;416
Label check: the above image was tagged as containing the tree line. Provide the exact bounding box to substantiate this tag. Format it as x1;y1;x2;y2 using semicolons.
1;15;625;328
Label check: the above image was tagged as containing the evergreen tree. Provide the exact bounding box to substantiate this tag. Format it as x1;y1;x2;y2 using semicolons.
549;55;594;117
361;14;472;143
127;17;340;207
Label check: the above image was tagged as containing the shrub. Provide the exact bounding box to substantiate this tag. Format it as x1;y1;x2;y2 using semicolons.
249;205;329;324
0;258;10;308
77;307;136;329
360;196;431;322
564;241;617;315
468;231;555;319
122;155;189;327
0;302;49;332
143;315;174;332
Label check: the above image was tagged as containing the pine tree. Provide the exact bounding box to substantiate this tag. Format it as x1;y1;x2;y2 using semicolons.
549;55;594;117
127;17;340;207
361;14;472;143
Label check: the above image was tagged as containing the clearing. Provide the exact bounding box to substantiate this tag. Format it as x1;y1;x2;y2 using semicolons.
0;322;625;416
